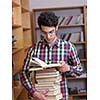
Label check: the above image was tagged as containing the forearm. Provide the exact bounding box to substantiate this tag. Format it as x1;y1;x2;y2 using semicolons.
21;70;36;96
66;64;83;77
20;46;37;96
58;62;83;77
66;42;83;77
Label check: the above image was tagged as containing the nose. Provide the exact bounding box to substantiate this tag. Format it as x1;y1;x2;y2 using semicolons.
46;33;51;39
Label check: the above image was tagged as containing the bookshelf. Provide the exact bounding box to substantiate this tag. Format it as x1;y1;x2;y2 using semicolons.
12;0;32;100
32;5;87;100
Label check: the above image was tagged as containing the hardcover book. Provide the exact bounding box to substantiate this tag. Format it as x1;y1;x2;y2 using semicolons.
29;57;61;71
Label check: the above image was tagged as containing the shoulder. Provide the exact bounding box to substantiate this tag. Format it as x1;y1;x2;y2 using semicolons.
59;39;76;50
58;39;73;46
29;40;43;50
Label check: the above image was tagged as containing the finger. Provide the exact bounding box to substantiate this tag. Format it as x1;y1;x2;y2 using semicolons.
41;89;49;95
60;61;65;66
59;61;63;64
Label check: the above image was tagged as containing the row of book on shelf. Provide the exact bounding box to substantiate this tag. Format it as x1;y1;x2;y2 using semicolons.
35;14;83;27
57;31;84;42
68;86;86;95
58;14;83;26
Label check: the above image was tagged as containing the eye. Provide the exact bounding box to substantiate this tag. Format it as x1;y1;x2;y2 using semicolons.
50;30;54;34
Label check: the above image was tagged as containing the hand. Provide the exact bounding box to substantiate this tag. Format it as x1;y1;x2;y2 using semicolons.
33;89;49;100
58;61;70;73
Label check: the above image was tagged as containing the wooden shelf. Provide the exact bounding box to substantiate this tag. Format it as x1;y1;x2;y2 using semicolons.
21;7;29;13
12;24;21;28
12;0;32;99
14;87;23;99
12;66;22;76
12;47;23;54
12;2;20;7
72;41;86;44
35;24;85;30
21;0;29;12
22;12;31;29
12;7;22;26
12;0;20;7
69;93;87;97
23;27;31;31
24;45;31;50
67;77;87;80
59;24;85;28
80;58;87;62
12;49;24;75
33;6;85;11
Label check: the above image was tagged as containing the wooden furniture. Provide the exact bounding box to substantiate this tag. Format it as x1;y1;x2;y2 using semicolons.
12;0;32;100
32;5;87;100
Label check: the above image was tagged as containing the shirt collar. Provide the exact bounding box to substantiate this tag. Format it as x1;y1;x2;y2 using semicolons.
39;37;60;48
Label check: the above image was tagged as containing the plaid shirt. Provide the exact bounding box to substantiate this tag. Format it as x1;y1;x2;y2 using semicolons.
21;39;83;100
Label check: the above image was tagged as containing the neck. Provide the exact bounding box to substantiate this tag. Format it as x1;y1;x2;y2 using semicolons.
48;36;57;47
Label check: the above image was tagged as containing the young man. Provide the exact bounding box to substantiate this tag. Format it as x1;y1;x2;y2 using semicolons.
21;11;83;100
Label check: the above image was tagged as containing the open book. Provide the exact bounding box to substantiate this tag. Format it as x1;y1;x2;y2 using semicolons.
29;57;61;71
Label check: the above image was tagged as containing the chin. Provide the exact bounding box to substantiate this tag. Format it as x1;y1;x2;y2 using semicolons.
46;40;52;43
47;41;52;44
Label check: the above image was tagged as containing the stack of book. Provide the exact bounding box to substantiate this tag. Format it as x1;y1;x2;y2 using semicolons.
35;68;62;100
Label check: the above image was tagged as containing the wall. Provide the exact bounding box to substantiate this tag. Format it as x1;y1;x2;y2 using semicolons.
29;0;87;10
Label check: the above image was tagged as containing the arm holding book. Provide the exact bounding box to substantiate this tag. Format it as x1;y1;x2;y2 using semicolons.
21;46;36;96
21;46;49;100
29;57;61;71
57;42;83;77
33;90;49;100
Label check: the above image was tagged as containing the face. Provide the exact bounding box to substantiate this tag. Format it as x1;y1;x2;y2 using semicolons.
41;25;58;44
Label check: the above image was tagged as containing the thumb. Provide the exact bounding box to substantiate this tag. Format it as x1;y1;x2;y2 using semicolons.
41;89;49;95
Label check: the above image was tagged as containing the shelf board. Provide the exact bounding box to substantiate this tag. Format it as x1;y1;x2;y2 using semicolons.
80;58;87;62
67;77;87;80
23;27;31;31
72;41;86;44
59;24;85;28
14;87;23;99
22;7;29;13
12;1;20;7
12;47;23;54
33;6;85;11
12;24;21;28
69;93;87;97
35;24;85;30
24;45;31;50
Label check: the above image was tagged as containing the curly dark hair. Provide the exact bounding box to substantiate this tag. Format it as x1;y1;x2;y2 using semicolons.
38;11;58;29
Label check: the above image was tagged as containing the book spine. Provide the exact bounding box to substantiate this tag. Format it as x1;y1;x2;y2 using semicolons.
65;16;73;25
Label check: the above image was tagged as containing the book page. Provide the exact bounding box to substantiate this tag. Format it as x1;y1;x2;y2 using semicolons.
29;67;43;71
29;57;61;71
32;57;47;68
46;63;61;68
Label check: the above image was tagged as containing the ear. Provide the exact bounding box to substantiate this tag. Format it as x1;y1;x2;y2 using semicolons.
55;26;58;31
